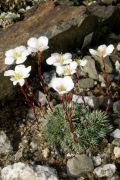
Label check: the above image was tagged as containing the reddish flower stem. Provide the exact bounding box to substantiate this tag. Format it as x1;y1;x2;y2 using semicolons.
37;51;53;112
20;85;35;114
60;95;78;143
25;80;45;118
101;57;110;112
20;85;40;132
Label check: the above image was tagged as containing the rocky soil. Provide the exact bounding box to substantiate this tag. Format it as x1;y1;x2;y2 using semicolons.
0;0;120;180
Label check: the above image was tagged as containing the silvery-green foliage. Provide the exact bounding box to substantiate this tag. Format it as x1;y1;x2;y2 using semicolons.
43;104;112;152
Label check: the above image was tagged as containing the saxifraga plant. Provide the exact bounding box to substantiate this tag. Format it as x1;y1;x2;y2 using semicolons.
43;104;112;153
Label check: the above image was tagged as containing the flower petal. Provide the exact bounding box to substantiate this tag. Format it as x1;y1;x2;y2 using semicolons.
5;57;14;65
70;61;78;69
97;44;107;52
56;66;64;75
38;36;48;47
4;70;14;76
15;64;25;73
19;79;25;86
63;53;72;60
16;56;27;64
89;49;98;56
15;46;26;53
46;56;56;65
64;76;74;92
5;49;14;57
27;37;37;48
106;44;114;56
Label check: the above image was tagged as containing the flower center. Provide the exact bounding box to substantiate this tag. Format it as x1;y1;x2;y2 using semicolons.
14;52;21;60
98;49;106;57
57;55;64;65
56;84;66;93
64;66;71;75
14;73;23;80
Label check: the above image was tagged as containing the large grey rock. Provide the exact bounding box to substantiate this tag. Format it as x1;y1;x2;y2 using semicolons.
0;131;12;156
82;56;98;80
1;162;58;180
94;164;116;178
88;4;120;32
72;95;99;109
0;1;97;100
78;78;95;89
67;154;94;177
111;129;120;139
88;4;115;20
113;100;120;114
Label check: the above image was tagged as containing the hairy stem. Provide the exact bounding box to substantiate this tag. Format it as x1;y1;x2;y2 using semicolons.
20;85;40;133
101;57;110;112
37;51;53;112
25;80;45;118
60;95;78;143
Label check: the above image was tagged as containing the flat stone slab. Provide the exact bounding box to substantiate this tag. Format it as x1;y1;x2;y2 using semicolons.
0;1;97;100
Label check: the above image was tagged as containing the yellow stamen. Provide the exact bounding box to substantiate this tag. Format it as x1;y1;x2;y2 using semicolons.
64;66;71;75
14;73;23;80
56;84;66;92
57;54;64;64
13;52;21;60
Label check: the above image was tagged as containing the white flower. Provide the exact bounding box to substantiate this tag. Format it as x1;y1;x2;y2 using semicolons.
56;61;78;76
116;43;120;51
4;65;31;86
115;60;120;73
5;46;30;65
89;44;114;58
27;36;49;53
79;59;87;67
46;53;72;66
50;76;74;95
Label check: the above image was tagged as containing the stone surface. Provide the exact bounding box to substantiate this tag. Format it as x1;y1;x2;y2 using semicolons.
113;146;120;158
38;91;47;106
0;1;97;100
113;118;120;129
112;139;120;147
113;100;120;114
0;131;12;155
43;70;56;85
111;129;120;139
93;155;102;166
88;3;120;33
1;162;58;180
78;78;95;89
72;95;99;109
67;154;94;177
94;164;116;178
101;0;117;5
82;56;99;80
88;4;115;20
